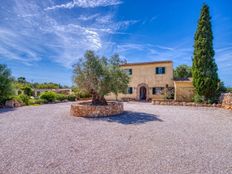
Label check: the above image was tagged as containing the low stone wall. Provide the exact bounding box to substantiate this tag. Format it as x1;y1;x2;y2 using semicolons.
5;100;23;108
152;100;222;108
220;93;232;110
70;101;124;117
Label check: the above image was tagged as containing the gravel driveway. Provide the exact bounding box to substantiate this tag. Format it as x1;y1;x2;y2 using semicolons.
0;102;232;174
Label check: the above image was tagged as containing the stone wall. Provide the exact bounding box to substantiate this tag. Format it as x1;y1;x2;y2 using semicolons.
152;99;222;108
5;100;23;108
220;93;232;110
70;101;124;117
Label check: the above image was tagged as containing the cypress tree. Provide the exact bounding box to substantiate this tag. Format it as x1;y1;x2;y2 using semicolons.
192;4;219;102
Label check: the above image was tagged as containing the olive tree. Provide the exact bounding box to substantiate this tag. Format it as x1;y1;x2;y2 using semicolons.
73;51;129;105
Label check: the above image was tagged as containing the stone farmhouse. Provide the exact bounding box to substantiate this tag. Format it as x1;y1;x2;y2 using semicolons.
106;61;194;101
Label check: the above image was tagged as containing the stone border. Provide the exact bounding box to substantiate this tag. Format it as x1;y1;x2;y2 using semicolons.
152;100;222;108
70;101;124;117
220;93;232;110
152;100;232;111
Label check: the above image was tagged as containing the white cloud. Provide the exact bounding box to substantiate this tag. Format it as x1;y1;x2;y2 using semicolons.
115;43;193;65
0;0;137;68
45;0;122;10
78;14;100;21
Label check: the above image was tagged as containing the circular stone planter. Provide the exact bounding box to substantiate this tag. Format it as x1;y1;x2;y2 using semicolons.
70;101;124;117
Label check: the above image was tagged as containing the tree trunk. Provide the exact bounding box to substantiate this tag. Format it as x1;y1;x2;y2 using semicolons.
91;92;108;105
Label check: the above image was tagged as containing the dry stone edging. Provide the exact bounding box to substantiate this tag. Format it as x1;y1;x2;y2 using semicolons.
70;101;124;117
152;93;232;111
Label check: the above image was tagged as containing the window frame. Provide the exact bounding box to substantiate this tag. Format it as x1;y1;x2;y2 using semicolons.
152;87;164;95
124;68;132;75
155;67;166;75
127;87;133;94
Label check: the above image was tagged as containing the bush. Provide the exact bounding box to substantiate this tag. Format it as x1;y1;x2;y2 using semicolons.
193;94;205;103
40;91;56;102
226;87;232;93
12;96;24;105
28;98;47;105
22;86;33;96
18;94;30;105
79;91;91;99
56;94;68;101
67;94;76;101
0;64;15;105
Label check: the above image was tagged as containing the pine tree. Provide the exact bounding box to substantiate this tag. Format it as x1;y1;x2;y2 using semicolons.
192;4;219;102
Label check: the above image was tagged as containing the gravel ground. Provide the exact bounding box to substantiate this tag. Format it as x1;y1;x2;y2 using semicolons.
0;102;232;174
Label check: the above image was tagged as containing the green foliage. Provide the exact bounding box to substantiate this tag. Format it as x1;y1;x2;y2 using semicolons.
0;64;15;104
72;87;91;99
19;94;30;105
28;98;47;105
40;91;57;102
174;64;192;79
56;94;68;101
14;94;30;105
108;54;130;100
73;50;129;105
192;4;219;102
67;94;76;101
227;87;232;93
22;86;33;96
79;91;91;98
33;82;61;89
17;77;27;83
12;96;24;105
217;82;227;93
193;94;205;103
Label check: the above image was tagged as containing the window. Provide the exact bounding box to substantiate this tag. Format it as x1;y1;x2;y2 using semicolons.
127;87;133;94
124;69;132;75
155;67;165;74
152;87;164;95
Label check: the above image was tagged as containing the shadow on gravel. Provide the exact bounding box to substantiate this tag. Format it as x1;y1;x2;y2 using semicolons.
89;111;163;125
0;108;16;114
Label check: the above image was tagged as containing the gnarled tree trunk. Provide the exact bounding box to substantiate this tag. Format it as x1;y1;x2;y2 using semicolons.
91;91;108;105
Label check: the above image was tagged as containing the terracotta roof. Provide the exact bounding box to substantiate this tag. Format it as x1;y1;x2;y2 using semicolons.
120;60;173;66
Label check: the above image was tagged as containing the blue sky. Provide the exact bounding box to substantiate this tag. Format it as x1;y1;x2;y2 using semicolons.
0;0;231;86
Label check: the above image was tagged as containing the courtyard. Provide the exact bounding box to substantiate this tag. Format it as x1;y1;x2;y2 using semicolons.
0;102;232;174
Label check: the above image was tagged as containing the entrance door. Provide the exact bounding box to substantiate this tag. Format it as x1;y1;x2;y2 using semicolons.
140;86;147;100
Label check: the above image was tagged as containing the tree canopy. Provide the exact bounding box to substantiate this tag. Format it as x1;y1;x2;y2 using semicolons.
192;4;220;102
0;64;15;104
73;50;129;105
174;64;192;79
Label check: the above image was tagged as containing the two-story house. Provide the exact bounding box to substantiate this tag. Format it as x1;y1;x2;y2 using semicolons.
106;60;174;101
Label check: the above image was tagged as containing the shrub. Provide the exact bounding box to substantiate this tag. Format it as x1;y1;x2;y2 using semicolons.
79;91;91;99
67;94;76;101
18;94;30;105
56;94;68;101
22;86;33;96
193;94;205;103
226;87;232;93
40;91;56;102
0;64;15;105
12;96;24;105
28;98;46;105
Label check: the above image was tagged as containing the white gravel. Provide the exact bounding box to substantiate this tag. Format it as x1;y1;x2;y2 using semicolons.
0;102;232;174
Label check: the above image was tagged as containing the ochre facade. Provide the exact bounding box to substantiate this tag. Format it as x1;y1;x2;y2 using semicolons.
174;80;195;102
106;61;174;101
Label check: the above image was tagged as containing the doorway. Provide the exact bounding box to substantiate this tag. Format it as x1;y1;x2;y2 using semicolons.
140;86;147;100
